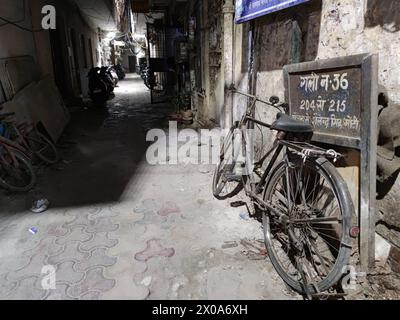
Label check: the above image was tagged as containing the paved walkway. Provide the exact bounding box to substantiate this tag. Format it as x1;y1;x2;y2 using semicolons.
0;74;296;300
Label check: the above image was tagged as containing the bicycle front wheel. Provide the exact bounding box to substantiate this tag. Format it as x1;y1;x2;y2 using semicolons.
262;156;354;295
212;125;245;200
26;132;59;164
0;148;36;192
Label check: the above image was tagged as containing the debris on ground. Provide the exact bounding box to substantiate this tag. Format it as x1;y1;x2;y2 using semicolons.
221;241;239;249
30;199;50;213
198;166;210;174
141;276;152;287
157;201;181;216
29;227;38;235
240;238;268;260
134;239;175;262
239;212;250;220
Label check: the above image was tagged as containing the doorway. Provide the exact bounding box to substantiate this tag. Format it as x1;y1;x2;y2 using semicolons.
70;28;82;95
49;17;69;98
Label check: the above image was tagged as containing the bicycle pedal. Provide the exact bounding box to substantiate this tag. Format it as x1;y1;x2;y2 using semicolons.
230;201;247;208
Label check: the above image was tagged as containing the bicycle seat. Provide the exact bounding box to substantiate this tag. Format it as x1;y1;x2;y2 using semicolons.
271;113;313;133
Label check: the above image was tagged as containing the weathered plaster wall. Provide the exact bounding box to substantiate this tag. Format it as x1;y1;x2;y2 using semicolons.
233;0;322;155
233;0;400;116
0;0;101;100
317;0;400;103
235;0;400;126
53;0;100;98
208;0;225;125
0;0;36;60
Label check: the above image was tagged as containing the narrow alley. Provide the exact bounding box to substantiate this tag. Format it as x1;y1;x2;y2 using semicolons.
0;75;293;300
2;0;400;305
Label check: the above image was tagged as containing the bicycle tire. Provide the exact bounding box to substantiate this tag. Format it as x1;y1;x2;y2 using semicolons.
0;148;36;192
262;156;354;295
212;125;244;200
26;132;59;164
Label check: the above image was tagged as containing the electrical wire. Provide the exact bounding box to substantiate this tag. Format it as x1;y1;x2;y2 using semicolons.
0;15;44;32
0;0;45;32
0;0;26;27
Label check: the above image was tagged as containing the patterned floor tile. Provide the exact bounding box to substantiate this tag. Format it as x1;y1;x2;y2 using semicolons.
66;267;115;298
55;226;92;245
86;217;119;234
74;248;117;272
47;242;89;265
134;239;175;262
79;232;118;252
4;276;47;300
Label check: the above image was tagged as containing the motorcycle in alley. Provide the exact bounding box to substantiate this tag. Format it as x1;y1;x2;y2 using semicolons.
100;67;116;95
88;67;109;107
113;63;126;80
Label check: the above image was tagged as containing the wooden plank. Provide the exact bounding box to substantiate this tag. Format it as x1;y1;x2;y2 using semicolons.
359;54;378;270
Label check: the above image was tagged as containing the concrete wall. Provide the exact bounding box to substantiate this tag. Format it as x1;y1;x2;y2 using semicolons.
43;0;101;98
207;0;225;125
318;0;400;102
0;0;36;60
233;0;400;129
193;0;225;125
0;0;106;101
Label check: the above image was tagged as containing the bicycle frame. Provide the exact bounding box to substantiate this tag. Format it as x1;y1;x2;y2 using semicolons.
0;123;32;157
232;90;341;219
0;135;28;155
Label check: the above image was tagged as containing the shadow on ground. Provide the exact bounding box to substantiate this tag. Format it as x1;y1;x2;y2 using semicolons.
0;74;173;213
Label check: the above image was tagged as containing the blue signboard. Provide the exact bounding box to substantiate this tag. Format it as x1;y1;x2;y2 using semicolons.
235;0;310;23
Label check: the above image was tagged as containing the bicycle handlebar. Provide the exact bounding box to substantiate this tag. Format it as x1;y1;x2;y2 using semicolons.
230;88;288;113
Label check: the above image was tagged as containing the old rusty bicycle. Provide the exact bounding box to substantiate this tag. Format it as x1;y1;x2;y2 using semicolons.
0;112;36;192
0;111;59;192
212;89;357;298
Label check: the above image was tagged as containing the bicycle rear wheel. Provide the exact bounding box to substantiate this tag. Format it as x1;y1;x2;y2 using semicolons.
262;156;354;295
0;148;36;192
212;125;244;200
26;132;59;164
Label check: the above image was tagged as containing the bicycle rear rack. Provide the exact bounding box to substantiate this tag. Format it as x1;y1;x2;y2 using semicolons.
280;140;342;163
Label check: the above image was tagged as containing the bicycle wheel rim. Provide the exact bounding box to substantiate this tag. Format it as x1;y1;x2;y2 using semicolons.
212;127;243;199
262;157;352;295
0;149;36;192
27;133;59;164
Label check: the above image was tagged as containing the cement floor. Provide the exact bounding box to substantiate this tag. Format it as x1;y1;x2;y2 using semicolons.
0;74;296;300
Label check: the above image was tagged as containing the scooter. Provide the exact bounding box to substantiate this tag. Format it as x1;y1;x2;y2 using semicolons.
100;66;115;95
113;63;126;80
88;67;109;106
143;67;156;90
108;67;119;86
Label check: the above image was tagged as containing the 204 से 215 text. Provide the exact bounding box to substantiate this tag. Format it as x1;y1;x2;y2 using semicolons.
152;304;248;317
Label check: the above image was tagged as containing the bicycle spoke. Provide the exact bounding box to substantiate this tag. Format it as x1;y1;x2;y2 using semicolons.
306;238;330;275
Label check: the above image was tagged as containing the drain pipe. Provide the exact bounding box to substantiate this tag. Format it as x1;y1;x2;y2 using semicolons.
222;0;235;129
